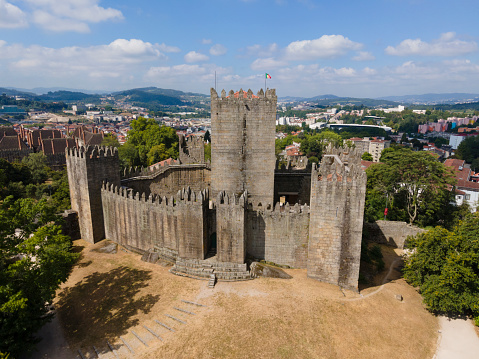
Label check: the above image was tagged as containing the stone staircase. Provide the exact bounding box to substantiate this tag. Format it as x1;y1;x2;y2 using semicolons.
170;258;252;281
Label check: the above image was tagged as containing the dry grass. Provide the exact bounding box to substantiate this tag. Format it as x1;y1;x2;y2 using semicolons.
55;240;438;359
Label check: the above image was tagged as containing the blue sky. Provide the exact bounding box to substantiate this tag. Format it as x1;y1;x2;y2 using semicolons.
1;0;479;98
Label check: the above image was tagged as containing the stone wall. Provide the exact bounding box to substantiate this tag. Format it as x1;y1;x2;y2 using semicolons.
364;220;425;249
216;191;247;264
246;203;310;268
122;164;211;198
307;147;366;291
66;146;121;243
179;135;205;164
102;184;208;258
211;88;276;207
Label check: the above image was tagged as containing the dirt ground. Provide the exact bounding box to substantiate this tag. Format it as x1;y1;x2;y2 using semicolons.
52;240;438;359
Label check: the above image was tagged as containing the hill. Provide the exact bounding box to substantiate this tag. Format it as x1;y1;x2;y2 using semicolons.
378;93;479;105
36;91;101;103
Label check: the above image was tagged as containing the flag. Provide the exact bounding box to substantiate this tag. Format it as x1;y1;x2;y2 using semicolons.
266;73;271;79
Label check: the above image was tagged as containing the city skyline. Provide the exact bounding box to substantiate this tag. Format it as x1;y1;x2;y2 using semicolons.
1;0;479;98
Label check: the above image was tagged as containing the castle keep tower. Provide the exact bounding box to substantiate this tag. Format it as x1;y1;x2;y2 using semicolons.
66;146;121;243
210;88;277;207
307;146;366;291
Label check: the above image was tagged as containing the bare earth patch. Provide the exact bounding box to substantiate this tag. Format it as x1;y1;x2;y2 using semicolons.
54;240;438;359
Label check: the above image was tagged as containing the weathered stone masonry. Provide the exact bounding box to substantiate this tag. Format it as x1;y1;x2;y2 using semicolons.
66;88;368;289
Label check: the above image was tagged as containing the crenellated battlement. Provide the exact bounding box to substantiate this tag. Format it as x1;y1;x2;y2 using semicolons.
216;190;247;206
312;145;366;184
66;145;118;159
102;182;208;207
179;134;205;164
210;88;277;102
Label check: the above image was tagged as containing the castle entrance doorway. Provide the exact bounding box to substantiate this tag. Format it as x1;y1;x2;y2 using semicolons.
206;232;217;259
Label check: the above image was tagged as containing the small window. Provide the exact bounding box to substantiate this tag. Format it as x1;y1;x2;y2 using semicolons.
465;194;471;200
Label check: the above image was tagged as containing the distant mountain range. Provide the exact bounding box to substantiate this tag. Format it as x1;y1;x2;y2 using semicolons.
0;87;209;108
2;86;479;107
377;93;479;105
279;94;399;108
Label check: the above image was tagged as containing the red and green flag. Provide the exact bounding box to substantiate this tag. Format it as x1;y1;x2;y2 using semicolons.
266;73;272;79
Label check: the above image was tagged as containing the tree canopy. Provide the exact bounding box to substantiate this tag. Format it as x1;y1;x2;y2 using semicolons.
0;155;76;356
455;135;479;170
0;196;78;356
121;117;179;167
403;213;479;322
361;152;373;161
365;147;455;226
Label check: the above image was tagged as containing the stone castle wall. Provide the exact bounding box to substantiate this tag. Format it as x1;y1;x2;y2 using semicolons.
216;191;247;264
66;146;121;243
211;89;276;206
102;184;208;258
364;220;425;249
246;203;310;268
307;147;366;291
179;135;205;164
122;164;211;198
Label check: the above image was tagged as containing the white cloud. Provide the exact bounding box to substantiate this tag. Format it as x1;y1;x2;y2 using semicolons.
210;44;227;56
0;0;28;28
385;32;478;56
352;51;375;61
147;64;208;78
23;0;123;32
0;39;167;75
285;35;362;60
32;10;90;32
250;57;287;70
158;43;181;53
245;43;279;57
184;51;209;63
202;39;212;45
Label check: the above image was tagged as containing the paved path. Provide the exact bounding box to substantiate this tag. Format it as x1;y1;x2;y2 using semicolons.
435;316;479;359
20;312;76;359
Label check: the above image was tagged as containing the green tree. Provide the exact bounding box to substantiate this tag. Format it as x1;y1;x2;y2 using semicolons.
146;144;171;165
118;142;140;168
21;153;48;184
126;117;179;167
0;197;78;356
361;152;373;161
300;130;342;159
456;135;479;164
366;148;455;225
101;133;120;148
204;142;211;161
404;213;479;322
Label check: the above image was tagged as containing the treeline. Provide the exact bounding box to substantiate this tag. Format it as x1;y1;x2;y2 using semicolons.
0;94;68;114
0;154;77;357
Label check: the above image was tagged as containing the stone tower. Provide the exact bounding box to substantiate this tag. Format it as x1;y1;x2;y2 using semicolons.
210;88;277;207
66;146;121;243
178;134;205;164
307;146;366;291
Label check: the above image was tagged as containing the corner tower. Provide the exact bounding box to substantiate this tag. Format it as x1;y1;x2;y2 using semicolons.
307;146;366;291
66;146;121;243
210;88;277;207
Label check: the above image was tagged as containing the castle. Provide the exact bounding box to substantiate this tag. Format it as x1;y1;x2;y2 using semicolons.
66;88;367;291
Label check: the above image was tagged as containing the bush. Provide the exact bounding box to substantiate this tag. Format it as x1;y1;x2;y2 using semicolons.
404;214;479;321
